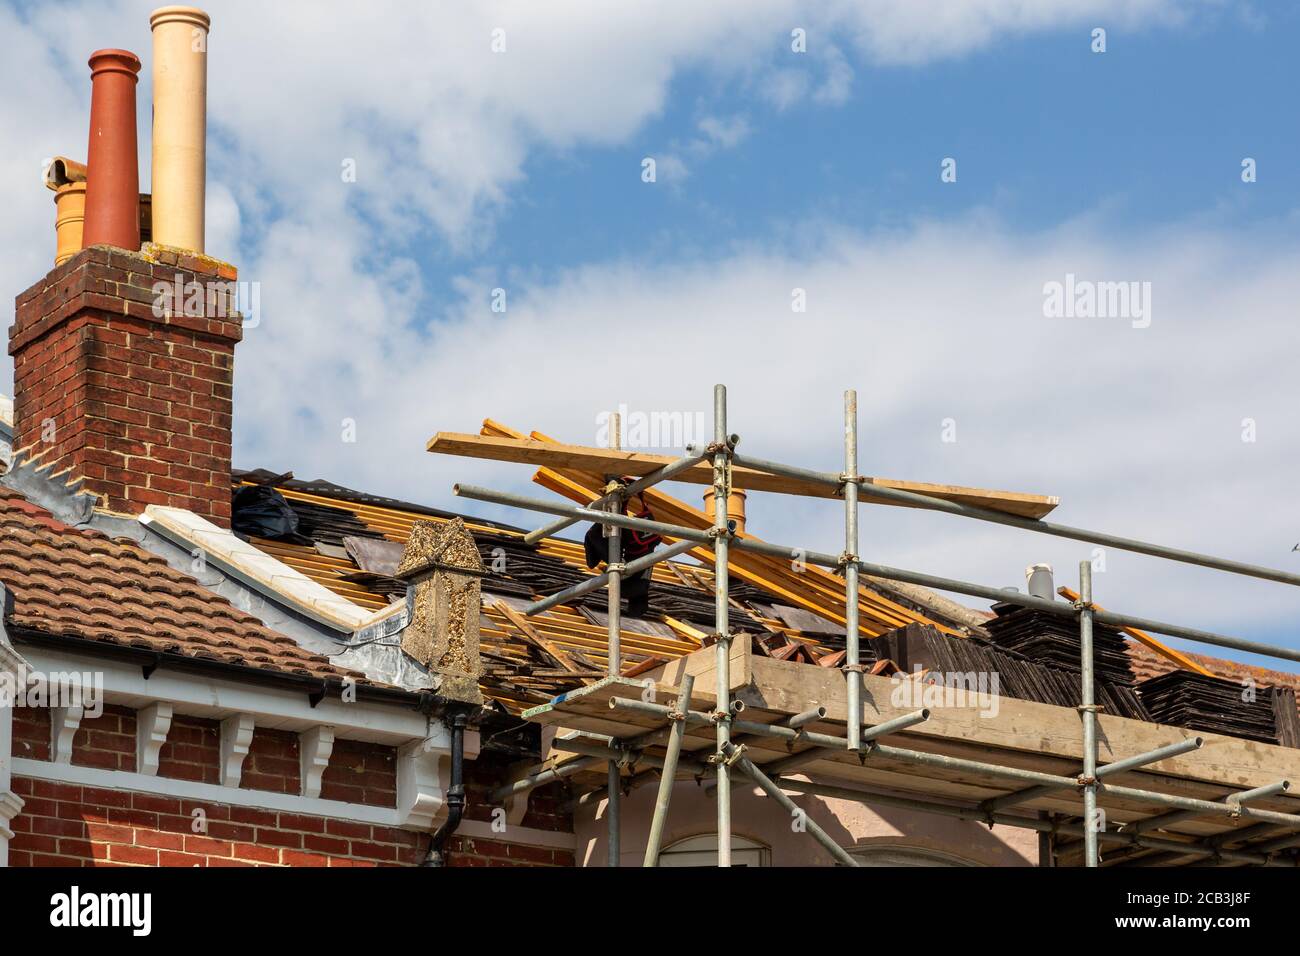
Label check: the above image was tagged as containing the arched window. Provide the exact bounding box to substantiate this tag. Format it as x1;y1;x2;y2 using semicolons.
847;844;977;867
659;834;770;867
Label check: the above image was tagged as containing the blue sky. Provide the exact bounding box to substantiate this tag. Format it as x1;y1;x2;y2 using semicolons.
475;8;1299;285
3;0;1299;668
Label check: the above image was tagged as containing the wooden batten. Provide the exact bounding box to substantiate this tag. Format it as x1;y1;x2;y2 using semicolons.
427;431;1059;519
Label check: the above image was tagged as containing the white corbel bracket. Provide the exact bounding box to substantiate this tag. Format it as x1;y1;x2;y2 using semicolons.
51;705;85;764
220;714;256;788
136;702;173;776
299;725;335;799
397;726;481;831
0;791;24;844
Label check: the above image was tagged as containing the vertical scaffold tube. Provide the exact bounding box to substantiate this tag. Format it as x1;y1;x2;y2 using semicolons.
712;384;732;867
1079;560;1100;868
606;413;622;867
844;390;862;751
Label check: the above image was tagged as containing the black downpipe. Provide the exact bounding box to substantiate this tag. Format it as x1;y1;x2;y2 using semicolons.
423;709;469;867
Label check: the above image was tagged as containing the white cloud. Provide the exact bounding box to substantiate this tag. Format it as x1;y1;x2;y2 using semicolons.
221;215;1300;652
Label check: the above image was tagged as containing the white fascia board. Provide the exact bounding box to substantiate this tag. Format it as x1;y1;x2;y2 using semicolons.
140;505;372;633
20;644;433;747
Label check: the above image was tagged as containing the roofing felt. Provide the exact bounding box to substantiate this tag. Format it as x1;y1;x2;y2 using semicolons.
0;487;367;685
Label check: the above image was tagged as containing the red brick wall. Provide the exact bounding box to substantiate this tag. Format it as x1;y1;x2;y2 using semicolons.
9;244;240;526
320;738;398;807
7;704;576;867
157;715;220;784
444;757;575;867
7;778;424;868
240;728;301;794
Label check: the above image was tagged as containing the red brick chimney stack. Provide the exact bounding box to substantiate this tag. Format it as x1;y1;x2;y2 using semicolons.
9;247;239;526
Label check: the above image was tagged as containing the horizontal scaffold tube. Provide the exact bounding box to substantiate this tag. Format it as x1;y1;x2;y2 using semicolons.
731;451;1300;589
452;482;1300;666
773;778;1297;867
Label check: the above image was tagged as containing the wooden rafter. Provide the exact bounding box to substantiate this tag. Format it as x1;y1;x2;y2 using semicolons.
478;418;960;639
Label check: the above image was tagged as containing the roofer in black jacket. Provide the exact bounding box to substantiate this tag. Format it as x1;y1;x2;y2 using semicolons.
583;492;661;616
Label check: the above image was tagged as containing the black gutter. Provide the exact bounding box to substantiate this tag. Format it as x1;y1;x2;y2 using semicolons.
423;707;470;867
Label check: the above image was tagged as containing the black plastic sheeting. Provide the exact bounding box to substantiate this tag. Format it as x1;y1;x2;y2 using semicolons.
230;484;312;544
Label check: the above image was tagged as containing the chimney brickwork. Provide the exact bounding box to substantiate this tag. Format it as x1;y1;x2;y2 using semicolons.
9;243;239;526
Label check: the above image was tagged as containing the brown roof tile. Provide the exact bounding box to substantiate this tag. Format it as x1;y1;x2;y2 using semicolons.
0;488;365;684
1127;639;1300;695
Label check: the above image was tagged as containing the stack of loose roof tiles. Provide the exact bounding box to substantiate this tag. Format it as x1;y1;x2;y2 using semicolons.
869;622;1150;720
983;602;1138;685
1137;671;1300;747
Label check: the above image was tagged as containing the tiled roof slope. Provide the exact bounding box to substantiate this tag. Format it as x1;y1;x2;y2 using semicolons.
1127;639;1300;695
0;488;364;684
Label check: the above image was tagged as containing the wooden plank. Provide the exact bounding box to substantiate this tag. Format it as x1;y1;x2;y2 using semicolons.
523;647;1300;838
429;431;1059;519
477;421;924;637
492;600;582;674
744;654;1300;792
524;672;1300;832
645;633;752;695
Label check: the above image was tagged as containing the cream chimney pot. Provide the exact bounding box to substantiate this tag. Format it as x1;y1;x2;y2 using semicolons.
149;5;210;253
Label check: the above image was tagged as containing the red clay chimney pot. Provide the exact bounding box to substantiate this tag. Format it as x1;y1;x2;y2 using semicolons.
82;49;142;252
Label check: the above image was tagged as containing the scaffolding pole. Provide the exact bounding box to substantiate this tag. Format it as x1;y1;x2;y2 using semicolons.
711;384;733;867
451;485;1300;664
643;673;695;867
979;737;1203;813
521;447;710;545
728;451;1300;589
605;414;622;868
1128;780;1290;835
843;389;863;751
522;538;697;616
1079;561;1100;868
773;778;1298;867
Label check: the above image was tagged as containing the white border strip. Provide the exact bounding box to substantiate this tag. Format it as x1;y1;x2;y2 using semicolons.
15;757;400;826
14;759;575;849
